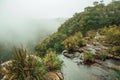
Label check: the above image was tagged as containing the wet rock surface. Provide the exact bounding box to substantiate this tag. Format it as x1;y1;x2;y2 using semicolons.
61;41;120;80
60;55;119;80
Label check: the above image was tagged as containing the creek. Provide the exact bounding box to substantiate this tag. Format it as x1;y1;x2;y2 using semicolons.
59;55;119;80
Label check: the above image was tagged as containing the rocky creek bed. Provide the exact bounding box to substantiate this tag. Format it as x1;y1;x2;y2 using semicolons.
60;55;120;80
61;42;120;80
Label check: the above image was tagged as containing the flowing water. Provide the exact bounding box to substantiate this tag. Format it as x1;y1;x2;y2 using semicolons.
59;55;119;80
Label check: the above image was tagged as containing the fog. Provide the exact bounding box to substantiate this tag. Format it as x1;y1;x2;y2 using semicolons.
0;18;65;47
0;0;111;47
0;0;112;61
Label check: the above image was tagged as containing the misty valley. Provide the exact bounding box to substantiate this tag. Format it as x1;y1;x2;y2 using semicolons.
0;18;66;62
0;0;120;80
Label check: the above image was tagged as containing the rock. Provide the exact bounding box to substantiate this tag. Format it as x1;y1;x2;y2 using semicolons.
1;60;12;67
107;54;120;60
102;59;120;70
93;42;100;46
73;58;83;65
62;50;74;58
46;72;60;80
74;52;81;57
1;60;12;73
95;47;101;51
77;61;83;65
46;71;63;80
63;53;74;58
62;50;68;54
55;70;63;80
78;53;84;60
82;46;91;51
73;58;80;63
76;49;83;53
110;65;120;70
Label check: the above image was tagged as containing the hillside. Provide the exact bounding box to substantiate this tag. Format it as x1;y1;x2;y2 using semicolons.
35;1;120;56
1;1;120;80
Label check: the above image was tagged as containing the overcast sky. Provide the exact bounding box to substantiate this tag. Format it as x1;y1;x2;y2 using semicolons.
0;0;112;19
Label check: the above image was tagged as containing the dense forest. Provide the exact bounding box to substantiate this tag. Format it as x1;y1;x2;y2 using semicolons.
35;0;120;56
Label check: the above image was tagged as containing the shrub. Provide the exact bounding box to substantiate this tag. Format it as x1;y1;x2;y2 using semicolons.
2;47;46;80
0;64;3;79
102;25;120;46
109;46;120;56
83;52;95;63
86;30;96;39
97;53;107;60
35;32;67;55
62;32;86;51
99;26;120;56
42;50;62;71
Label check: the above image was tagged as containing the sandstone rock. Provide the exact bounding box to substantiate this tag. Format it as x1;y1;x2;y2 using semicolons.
46;71;63;80
110;65;120;70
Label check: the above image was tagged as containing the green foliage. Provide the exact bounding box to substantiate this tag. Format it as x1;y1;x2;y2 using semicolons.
2;47;46;80
0;64;2;79
86;30;96;39
83;52;95;62
99;25;120;56
35;33;66;56
42;50;62;71
93;1;99;6
97;53;107;60
35;1;120;55
109;46;120;56
62;32;86;51
1;48;63;79
54;42;64;53
58;1;120;36
103;26;120;46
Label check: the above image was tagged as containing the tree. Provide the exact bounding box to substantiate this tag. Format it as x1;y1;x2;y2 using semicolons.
93;1;99;6
35;0;120;55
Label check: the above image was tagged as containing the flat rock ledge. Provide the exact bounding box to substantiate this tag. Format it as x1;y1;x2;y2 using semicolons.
46;70;63;80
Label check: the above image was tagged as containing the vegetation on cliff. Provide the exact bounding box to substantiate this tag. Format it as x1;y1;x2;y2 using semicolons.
98;25;120;56
62;32;86;52
0;48;62;80
35;0;120;56
1;0;120;80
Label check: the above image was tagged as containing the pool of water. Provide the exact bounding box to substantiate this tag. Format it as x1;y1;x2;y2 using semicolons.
59;55;118;80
